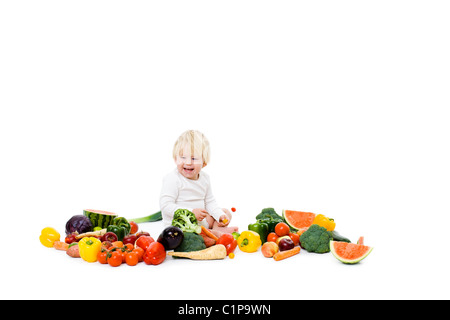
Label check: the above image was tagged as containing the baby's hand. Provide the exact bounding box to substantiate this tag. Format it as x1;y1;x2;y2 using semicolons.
192;208;208;221
218;214;230;227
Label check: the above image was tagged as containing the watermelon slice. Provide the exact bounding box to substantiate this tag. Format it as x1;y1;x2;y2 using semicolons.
84;209;118;229
330;240;373;264
282;209;316;230
357;236;364;245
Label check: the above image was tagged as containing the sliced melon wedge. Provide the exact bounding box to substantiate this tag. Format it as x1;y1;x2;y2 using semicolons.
330;240;373;264
282;209;316;230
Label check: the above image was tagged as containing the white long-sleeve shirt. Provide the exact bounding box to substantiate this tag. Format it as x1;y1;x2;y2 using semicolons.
159;169;225;226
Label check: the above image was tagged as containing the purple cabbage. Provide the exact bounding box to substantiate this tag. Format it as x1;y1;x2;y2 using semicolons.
65;215;93;235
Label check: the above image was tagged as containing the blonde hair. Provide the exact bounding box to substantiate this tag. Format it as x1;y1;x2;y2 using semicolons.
173;130;211;165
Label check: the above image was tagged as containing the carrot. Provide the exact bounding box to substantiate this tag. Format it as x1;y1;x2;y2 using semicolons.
201;226;219;242
273;246;300;261
53;241;69;251
167;244;227;260
200;233;216;248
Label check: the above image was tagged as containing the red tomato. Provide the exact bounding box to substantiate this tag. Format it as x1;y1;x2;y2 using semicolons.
132;247;145;262
288;232;300;246
125;251;139;266
231;207;236;212
267;232;279;243
107;251;123;267
124;243;134;251
143;242;166;265
129;221;139;234
135;236;155;252
119;247;128;263
275;222;290;237
97;250;108;264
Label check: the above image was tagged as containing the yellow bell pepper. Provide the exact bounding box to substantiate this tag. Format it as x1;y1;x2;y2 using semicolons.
39;227;60;248
237;230;262;253
78;237;102;262
312;214;336;231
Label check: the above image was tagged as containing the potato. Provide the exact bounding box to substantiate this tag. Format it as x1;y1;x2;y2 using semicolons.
66;244;80;258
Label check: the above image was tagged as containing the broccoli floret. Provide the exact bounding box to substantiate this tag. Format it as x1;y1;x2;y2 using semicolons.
255;207;283;222
299;224;333;253
171;208;202;234
173;232;205;256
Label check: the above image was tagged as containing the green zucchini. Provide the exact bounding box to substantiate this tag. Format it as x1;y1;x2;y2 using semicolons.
331;230;351;243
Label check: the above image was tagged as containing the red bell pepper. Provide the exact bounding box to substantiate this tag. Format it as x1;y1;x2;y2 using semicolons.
216;233;238;256
135;236;155;252
143;242;166;265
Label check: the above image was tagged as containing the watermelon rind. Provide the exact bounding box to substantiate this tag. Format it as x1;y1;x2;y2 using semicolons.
330;240;373;264
282;209;316;231
282;209;295;229
84;209;118;229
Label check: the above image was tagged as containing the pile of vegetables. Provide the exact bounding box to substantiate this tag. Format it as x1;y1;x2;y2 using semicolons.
247;208;285;243
167;208;236;260
40;208;237;266
40;206;369;266
237;207;362;262
40;211;170;266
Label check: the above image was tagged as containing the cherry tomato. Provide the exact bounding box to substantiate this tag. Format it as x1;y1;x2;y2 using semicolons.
275;222;290;237
132;247;145;262
97;250;108;264
107;251;123;267
129;221;139;234
267;232;279;243
143;242;166;265
231;207;236;212
125;251;139;266
119;247;128;263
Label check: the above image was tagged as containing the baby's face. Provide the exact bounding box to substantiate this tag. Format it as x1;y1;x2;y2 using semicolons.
175;151;205;180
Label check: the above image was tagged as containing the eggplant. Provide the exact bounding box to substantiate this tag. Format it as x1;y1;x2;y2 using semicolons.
157;226;184;250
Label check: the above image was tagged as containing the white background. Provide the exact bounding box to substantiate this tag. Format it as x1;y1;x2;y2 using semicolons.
1;1;449;300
